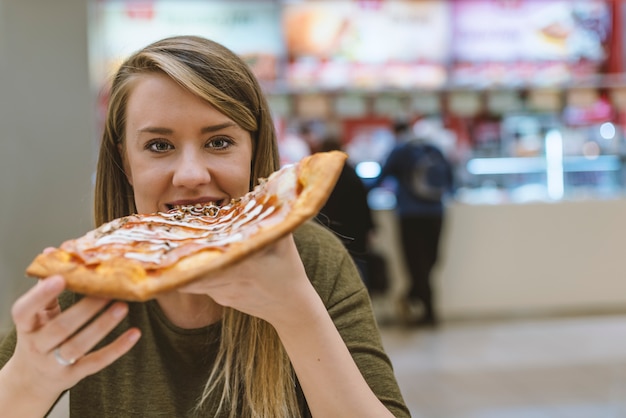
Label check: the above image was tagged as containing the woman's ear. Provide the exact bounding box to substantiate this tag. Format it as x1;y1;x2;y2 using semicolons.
118;142;134;186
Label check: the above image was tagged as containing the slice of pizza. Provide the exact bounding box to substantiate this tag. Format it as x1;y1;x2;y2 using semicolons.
26;151;347;301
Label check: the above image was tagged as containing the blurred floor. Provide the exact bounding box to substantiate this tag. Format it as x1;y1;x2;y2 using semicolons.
380;314;626;418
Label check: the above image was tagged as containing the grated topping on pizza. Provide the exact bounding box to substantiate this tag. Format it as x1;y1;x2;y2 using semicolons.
61;164;298;269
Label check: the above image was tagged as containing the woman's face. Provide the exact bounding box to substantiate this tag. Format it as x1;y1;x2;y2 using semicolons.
122;73;253;214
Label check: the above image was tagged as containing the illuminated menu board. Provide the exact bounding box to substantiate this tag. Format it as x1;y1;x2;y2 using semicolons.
89;0;283;88
282;0;451;89
451;0;611;87
89;0;612;92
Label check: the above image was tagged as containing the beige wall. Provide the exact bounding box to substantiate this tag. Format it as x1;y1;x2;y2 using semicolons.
0;0;95;333
374;199;626;320
437;199;626;318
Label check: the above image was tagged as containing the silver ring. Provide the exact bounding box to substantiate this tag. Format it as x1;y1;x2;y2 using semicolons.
53;346;77;366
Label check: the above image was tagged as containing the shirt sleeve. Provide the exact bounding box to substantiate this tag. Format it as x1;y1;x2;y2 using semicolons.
377;145;405;184
0;328;17;371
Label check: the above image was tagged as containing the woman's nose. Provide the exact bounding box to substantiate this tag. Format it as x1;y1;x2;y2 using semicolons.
171;152;212;188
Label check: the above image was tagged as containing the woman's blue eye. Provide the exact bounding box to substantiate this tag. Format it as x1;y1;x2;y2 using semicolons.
207;137;233;150
147;140;172;152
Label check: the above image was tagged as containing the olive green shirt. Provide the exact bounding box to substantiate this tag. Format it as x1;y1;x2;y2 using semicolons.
1;221;410;417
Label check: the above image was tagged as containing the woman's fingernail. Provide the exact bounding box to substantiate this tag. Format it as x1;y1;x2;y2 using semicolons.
111;303;128;319
127;329;141;343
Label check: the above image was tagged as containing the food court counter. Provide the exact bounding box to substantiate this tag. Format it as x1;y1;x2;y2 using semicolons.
371;198;626;319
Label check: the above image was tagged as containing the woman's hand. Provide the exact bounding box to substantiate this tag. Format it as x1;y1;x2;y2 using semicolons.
179;234;317;326
1;274;140;412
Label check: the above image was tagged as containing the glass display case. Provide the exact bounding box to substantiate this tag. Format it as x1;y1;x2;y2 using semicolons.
458;112;625;204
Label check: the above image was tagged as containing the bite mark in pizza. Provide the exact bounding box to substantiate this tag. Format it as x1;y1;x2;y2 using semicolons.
26;151;347;301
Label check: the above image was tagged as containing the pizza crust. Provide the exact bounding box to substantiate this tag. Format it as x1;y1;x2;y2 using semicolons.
26;151;347;301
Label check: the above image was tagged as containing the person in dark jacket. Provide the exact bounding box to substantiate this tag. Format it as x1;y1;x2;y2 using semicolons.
376;119;454;327
317;137;376;289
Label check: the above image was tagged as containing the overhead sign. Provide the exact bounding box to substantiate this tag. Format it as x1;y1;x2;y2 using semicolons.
90;1;283;85
452;0;611;63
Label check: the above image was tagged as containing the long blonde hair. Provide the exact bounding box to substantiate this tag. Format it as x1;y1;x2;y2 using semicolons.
94;36;299;417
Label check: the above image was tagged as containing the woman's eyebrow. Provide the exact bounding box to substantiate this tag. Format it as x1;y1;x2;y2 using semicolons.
137;127;173;135
136;122;238;136
200;122;238;134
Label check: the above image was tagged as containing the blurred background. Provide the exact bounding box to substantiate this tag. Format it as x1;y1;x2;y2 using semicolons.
3;0;626;417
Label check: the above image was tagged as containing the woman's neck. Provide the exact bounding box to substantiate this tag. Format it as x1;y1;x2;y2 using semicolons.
155;292;223;328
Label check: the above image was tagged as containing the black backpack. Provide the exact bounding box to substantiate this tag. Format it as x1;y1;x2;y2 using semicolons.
407;143;449;202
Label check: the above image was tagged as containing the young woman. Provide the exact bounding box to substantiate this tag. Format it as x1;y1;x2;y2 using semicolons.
0;36;409;418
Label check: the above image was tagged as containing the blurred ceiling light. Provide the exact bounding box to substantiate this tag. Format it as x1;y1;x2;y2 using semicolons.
356;161;381;179
545;129;563;201
599;122;616;140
